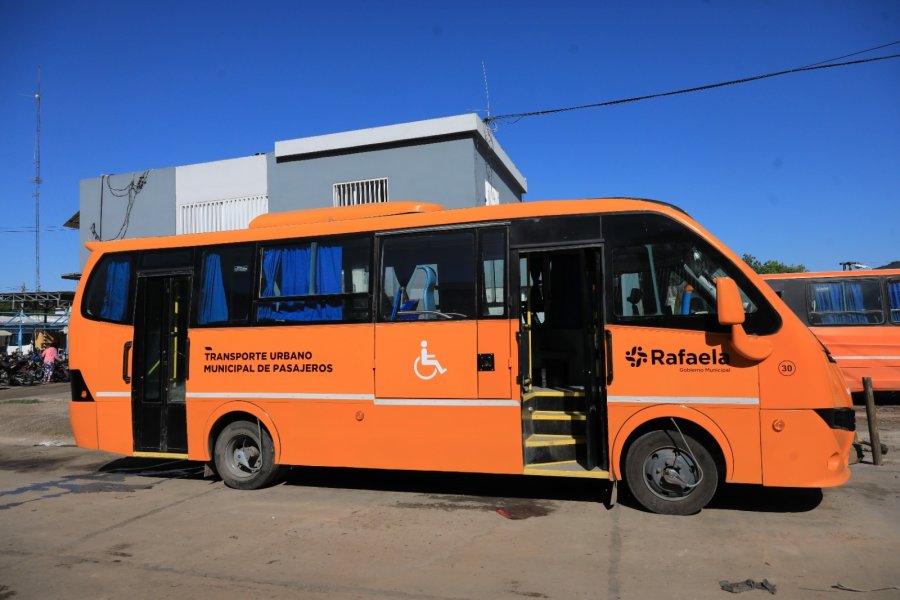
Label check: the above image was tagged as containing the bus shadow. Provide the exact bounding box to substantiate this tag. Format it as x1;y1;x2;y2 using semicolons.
93;459;822;514
98;457;209;481
615;483;823;514
852;391;900;405
284;466;609;506
707;484;824;512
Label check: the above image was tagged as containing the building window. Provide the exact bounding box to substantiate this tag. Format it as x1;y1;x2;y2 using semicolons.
333;178;389;207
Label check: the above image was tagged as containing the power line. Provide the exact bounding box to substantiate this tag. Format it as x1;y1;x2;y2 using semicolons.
484;51;900;125
801;39;900;68
0;227;75;233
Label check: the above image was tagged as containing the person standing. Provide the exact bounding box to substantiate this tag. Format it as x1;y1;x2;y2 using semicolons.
41;344;58;383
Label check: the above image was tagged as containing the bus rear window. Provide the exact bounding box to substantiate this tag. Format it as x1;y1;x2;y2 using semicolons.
807;280;884;325
82;255;134;323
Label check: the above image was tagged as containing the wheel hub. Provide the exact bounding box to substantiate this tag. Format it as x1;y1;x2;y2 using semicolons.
643;448;699;499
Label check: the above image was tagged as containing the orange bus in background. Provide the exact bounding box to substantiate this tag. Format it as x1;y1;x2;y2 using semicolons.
69;199;855;515
763;270;900;396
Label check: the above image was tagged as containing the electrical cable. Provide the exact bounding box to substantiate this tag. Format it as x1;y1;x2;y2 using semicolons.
800;39;900;68
669;417;703;489
484;52;900;125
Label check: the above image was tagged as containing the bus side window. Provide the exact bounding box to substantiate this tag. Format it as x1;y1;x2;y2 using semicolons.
611;241;756;327
256;236;371;324
197;245;253;326
807;279;884;325
890;280;900;324
82;254;134;324
379;231;475;321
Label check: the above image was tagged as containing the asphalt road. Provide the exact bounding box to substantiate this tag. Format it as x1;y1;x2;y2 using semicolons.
0;383;898;599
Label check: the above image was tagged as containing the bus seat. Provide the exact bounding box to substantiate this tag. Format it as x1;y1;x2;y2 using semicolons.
419;265;437;312
390;286;406;321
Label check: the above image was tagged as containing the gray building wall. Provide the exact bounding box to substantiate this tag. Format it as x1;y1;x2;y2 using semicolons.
269;136;522;211
79;168;176;266
473;137;524;205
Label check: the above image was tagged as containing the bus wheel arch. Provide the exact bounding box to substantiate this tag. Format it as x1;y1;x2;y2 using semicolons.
611;406;733;485
203;402;283;465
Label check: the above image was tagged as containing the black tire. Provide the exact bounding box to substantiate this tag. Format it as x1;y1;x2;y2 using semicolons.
213;420;285;490
624;428;718;515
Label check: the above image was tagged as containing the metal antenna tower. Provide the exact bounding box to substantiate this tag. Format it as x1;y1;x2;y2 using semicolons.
33;66;42;292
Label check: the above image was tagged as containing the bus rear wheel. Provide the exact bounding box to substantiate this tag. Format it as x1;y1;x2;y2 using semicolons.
624;428;718;515
214;421;285;490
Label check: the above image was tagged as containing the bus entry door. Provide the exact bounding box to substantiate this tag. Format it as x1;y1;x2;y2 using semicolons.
132;274;191;454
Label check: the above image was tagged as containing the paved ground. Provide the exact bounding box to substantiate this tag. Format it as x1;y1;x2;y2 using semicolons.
0;383;898;599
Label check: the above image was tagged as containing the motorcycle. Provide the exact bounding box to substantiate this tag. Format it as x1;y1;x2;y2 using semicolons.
0;356;38;386
50;359;70;383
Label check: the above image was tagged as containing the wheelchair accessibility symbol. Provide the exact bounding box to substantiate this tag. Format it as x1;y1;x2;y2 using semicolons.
414;340;447;380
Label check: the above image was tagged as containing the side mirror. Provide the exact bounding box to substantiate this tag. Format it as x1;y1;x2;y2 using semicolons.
715;277;772;362
716;277;745;325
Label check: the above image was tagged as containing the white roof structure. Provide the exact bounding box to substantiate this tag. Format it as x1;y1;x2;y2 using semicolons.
275;114;527;193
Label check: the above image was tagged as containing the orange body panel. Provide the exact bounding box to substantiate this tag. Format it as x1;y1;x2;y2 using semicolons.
69;402;98;449
477;319;512;398
760;409;853;487
375;321;476;399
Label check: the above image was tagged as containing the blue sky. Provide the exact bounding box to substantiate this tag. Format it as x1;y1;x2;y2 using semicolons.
1;0;898;292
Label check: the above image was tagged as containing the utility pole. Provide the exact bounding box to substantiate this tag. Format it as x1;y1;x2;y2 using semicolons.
33;66;42;292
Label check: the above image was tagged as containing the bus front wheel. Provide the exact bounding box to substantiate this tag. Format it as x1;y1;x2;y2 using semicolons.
214;420;285;490
624;428;718;515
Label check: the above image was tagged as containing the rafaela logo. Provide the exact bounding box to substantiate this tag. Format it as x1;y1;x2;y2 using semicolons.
625;346;648;367
624;345;731;368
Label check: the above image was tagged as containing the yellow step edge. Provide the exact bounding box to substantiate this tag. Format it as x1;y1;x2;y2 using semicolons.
532;411;587;421
525;435;584;447
524;464;610;479
133;451;190;459
522;387;586;401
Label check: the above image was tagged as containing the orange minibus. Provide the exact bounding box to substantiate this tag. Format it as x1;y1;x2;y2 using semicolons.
763;270;900;396
69;199;854;514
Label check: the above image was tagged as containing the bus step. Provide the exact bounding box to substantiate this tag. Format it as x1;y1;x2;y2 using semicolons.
524;434;583;464
532;410;587;436
524;460;609;479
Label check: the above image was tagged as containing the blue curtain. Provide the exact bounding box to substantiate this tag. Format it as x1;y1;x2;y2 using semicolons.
257;247;282;321
845;282;866;324
258;246;347;322
316;245;343;320
316;245;342;294
813;283;840;324
281;247;310;296
100;259;130;321
889;281;900;323
199;253;228;324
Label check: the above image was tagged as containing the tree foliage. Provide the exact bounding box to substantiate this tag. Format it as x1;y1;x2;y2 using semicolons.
741;254;807;274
